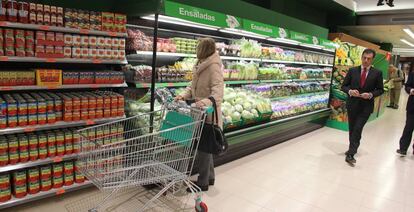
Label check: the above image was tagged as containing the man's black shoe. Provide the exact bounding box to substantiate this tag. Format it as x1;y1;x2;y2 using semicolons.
387;105;394;108
397;149;407;156
345;154;356;166
393;106;399;109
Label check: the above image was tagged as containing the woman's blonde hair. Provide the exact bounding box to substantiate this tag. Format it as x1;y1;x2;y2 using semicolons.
196;38;216;60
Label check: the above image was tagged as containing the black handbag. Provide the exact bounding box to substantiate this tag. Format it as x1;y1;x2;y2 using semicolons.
198;97;228;155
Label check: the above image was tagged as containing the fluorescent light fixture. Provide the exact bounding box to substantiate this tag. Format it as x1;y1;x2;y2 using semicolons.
400;39;414;47
142;14;219;31
267;38;300;45
219;28;267;39
300;43;324;50
403;28;414;40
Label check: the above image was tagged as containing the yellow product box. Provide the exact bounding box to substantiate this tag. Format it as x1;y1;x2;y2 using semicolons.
35;69;62;87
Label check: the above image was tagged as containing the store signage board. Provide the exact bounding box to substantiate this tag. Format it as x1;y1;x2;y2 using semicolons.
319;38;338;49
242;19;277;37
164;0;242;29
289;31;318;45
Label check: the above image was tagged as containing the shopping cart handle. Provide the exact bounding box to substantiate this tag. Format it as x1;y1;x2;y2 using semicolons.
190;103;214;114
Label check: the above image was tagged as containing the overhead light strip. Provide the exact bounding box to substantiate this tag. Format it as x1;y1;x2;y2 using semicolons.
219;28;268;39
403;28;414;40
267;38;300;45
400;39;414;47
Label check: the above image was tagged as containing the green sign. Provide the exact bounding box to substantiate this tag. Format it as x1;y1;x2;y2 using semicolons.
290;31;314;44
164;1;241;29
242;19;277;37
275;27;289;39
319;38;338;49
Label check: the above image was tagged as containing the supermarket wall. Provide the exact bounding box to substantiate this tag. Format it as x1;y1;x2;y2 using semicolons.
168;0;329;38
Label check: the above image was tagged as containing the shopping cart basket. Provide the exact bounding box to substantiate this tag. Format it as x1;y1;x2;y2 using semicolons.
75;102;211;212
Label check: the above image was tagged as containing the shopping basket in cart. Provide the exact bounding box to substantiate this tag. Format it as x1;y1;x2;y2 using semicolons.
75;102;211;212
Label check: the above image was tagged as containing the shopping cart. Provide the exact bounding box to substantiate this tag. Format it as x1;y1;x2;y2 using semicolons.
75;101;211;212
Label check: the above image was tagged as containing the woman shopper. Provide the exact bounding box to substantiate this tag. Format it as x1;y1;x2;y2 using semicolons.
175;37;224;191
387;65;404;109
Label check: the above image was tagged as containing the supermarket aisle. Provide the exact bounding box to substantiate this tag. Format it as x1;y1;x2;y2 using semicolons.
9;94;414;212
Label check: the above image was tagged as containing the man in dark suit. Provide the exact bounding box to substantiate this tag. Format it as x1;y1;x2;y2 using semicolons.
397;71;414;156
341;49;384;166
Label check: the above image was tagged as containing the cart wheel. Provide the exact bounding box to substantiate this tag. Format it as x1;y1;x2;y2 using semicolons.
195;202;208;212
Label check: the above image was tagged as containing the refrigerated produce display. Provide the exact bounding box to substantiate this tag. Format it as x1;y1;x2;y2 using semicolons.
125;0;337;167
0;0;128;209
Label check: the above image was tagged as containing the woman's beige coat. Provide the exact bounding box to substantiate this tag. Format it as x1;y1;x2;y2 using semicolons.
181;52;224;128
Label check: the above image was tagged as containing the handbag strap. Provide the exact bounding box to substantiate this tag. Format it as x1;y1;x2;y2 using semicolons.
208;96;219;124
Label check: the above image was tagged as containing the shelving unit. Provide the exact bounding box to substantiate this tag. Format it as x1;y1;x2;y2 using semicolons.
0;154;79;173
132;79;330;88
128;51;334;67
0;56;127;64
269;91;329;101
0;181;93;210
0;116;125;135
0;83;128;91
0;21;127;38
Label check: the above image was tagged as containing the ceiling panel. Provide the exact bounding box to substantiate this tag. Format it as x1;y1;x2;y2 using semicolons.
354;0;414;13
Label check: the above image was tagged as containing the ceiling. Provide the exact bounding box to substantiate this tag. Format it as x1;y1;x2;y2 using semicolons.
354;0;414;13
340;25;414;56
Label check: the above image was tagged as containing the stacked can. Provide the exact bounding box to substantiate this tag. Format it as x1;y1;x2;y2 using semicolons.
52;163;63;188
37;132;47;159
18;134;29;163
40;165;52;191
4;28;14;56
27;167;40;195
0;136;8;166
63;161;74;186
46;131;56;158
15;29;25;57
74;160;85;183
0;173;11;202
12;170;27;198
7;135;18;164
28;133;38;161
0;29;3;56
55;130;65;156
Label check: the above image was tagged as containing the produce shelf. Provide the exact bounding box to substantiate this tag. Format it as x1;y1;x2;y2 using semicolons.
0;21;127;38
225;80;261;85
0;181;93;210
0;56;127;64
0;116;125;135
0;83;128;91
0;154;79;173
291;78;331;82
129;51;333;66
269;91;329;101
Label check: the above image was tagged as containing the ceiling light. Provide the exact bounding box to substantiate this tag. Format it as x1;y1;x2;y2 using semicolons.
267;38;300;45
219;28;267;39
400;39;414;47
403;28;414;40
142;15;220;31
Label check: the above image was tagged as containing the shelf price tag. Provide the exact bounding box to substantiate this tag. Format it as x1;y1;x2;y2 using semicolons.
56;188;65;195
108;32;117;37
24;127;36;133
38;25;50;31
53;157;63;163
92;59;102;64
79;29;90;34
86;120;95;125
45;58;57;63
167;83;174;87
0;56;9;61
0;87;12;91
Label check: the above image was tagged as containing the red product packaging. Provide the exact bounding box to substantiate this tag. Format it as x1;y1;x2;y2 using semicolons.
6;0;18;22
72;111;80;121
28;180;40;195
25;30;34;41
104;37;112;49
36;31;46;41
17;2;29;23
88;109;96;120
0;152;8;167
81;36;89;47
105;49;112;60
35;45;45;54
119;39;125;50
54;46;63;54
29;3;36;24
15;29;25;46
0;1;6;21
80;110;88;120
63;112;72;122
118;50;125;60
43;12;50;25
50;14;56;26
36;3;42;13
81;48;89;58
15;47;25;57
46;32;55;41
43;5;49;14
89;48;97;59
103;109;111;118
95;109;103;119
111;50;119;60
57;14;63;27
63;47;71;58
89;36;97;48
97;37;105;49
64;34;73;46
40;165;51;180
55;32;64;43
97;49;105;59
36;11;43;25
4;29;14;44
27;167;39;182
72;35;81;47
45;45;54;54
111;108;118;117
112;38;119;49
71;47;80;58
72;95;80;111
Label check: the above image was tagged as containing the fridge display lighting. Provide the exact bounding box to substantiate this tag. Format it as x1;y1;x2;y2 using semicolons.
267;38;300;45
142;15;220;31
299;43;324;50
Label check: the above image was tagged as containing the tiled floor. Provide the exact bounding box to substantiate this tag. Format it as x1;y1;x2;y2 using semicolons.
8;93;414;212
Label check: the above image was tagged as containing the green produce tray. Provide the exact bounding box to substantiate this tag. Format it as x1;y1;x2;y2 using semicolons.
258;111;273;121
224;120;243;130
242;117;261;125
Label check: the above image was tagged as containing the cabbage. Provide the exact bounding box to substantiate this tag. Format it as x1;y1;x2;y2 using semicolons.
251;109;259;117
234;97;245;105
231;112;241;122
243;102;252;111
224;116;232;124
234;104;244;113
241;111;254;119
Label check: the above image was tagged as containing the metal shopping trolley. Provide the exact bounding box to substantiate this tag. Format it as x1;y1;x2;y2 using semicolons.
73;101;210;212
